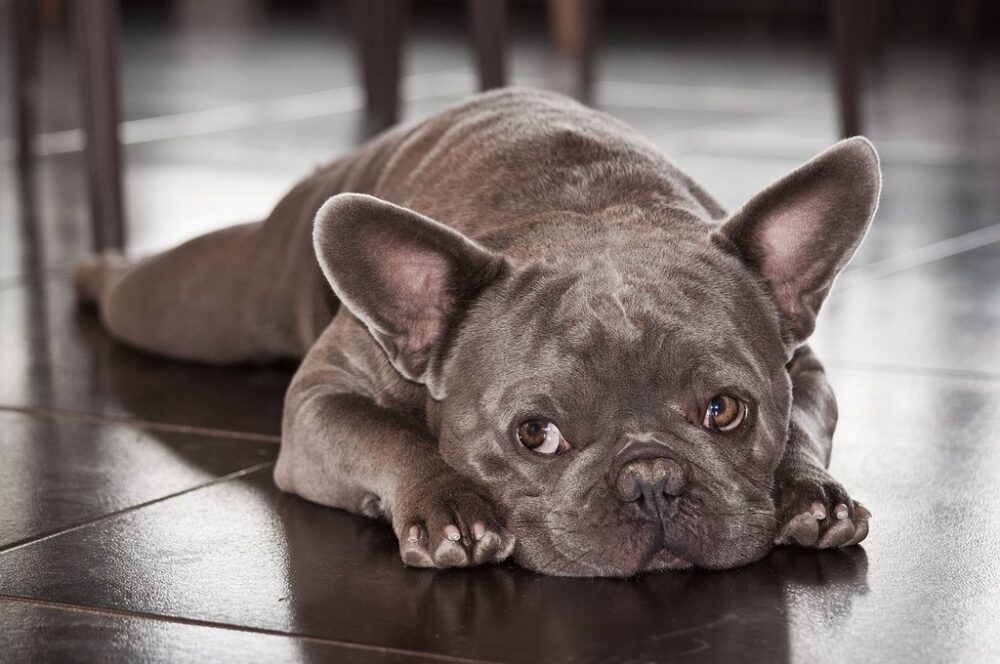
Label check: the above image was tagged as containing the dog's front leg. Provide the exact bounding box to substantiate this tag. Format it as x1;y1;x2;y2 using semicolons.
772;345;871;548
273;329;515;569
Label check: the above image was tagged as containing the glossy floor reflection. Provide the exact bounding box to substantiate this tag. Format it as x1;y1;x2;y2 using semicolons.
2;7;999;664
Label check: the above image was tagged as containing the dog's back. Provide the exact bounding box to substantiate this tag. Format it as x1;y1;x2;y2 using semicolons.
76;88;726;364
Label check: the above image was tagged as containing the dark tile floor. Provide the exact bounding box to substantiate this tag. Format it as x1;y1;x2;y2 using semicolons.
2;7;1000;663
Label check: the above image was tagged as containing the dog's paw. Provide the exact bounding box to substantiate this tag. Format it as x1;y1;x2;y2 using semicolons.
394;480;515;569
773;465;870;549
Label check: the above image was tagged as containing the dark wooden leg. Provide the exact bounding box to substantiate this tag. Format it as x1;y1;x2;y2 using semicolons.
863;0;888;60
546;0;601;102
468;0;506;90
351;0;408;131
829;0;863;138
71;0;126;251
13;0;43;274
13;0;40;201
956;0;982;47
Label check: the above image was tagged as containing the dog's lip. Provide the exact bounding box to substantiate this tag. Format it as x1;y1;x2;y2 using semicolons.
642;546;693;571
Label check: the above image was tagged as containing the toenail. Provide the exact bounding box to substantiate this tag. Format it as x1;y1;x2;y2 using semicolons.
835;504;849;520
407;526;421;543
472;522;486;541
810;502;826;520
444;525;462;541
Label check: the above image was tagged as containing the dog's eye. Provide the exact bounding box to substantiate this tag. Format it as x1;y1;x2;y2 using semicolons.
703;395;747;432
516;420;570;455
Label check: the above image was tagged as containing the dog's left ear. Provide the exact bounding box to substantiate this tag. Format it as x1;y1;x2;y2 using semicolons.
716;137;881;347
313;193;505;398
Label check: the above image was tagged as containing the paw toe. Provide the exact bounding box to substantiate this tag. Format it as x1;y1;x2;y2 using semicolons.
472;531;502;565
400;525;435;568
844;518;870;546
778;511;821;546
818;519;856;549
471;527;515;566
433;538;470;567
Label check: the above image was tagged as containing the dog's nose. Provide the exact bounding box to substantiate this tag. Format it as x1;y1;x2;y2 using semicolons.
615;457;688;502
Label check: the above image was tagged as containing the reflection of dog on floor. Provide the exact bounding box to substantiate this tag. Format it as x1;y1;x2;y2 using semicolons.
76;88;878;576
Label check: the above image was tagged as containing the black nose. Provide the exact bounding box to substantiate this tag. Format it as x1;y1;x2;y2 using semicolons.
615;457;688;503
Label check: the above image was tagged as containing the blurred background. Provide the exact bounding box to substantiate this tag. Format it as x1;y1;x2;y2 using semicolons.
3;0;998;279
3;4;1000;661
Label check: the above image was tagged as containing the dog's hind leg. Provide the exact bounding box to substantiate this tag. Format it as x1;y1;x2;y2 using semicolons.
74;216;334;364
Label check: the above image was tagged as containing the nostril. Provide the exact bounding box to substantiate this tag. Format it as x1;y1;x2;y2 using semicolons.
615;466;643;502
614;457;688;503
651;457;687;496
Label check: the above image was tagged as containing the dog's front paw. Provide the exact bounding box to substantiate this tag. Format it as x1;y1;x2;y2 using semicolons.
394;478;515;569
773;465;871;549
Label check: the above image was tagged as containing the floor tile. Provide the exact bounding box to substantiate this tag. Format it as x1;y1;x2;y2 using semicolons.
672;152;1000;266
0;410;275;549
0;467;805;664
808;368;1000;663
1;369;996;664
0;599;460;664
814;243;1000;375
0;278;292;436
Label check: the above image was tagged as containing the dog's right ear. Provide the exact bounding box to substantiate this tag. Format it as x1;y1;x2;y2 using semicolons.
715;137;881;348
313;193;505;397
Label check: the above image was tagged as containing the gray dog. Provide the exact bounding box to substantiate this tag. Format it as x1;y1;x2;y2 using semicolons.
76;88;878;576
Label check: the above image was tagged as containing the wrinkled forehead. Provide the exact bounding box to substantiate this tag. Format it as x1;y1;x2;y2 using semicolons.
471;253;781;408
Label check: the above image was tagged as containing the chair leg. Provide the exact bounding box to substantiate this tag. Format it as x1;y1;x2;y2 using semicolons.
351;0;408;131
71;0;126;251
468;0;506;90
829;0;863;138
546;0;601;102
13;0;40;197
956;0;982;47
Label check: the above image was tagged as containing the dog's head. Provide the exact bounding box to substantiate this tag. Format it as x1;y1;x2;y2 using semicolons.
314;138;881;576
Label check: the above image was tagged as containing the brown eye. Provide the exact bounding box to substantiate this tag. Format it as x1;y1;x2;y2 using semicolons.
703;395;747;432
516;420;570;455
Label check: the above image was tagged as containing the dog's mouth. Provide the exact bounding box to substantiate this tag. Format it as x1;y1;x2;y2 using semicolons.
642;546;693;571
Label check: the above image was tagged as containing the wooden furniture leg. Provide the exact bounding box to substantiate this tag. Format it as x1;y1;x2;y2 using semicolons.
71;0;127;250
829;0;863;138
547;0;601;102
468;0;506;90
13;0;40;201
352;0;408;130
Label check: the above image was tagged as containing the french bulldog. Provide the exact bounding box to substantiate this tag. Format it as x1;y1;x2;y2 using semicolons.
76;88;878;576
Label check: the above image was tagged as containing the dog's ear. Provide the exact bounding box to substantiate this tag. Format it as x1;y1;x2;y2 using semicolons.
716;137;881;347
313;193;505;397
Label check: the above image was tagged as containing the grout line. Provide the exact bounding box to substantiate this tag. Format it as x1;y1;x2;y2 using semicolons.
650;117;771;154
0;266;74;293
0;463;275;555
0;404;281;444
0;595;503;664
0;277;28;292
3;67;995;167
597;79;828;110
0;69;476;160
0;70;831;161
837;222;1000;290
515;75;829;114
825;358;1000;383
661;127;1000;168
643;91;832;159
